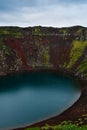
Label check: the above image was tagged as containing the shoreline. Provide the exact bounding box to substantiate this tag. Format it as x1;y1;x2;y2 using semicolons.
13;79;87;130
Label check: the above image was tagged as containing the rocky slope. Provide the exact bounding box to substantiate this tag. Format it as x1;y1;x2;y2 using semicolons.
0;26;87;80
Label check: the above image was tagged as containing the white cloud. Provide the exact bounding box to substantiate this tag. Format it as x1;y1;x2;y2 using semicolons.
0;3;87;27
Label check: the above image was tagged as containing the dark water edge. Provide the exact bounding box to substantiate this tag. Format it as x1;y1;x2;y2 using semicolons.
0;72;81;130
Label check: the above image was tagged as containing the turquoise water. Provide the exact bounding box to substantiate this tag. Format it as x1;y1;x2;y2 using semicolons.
0;72;80;129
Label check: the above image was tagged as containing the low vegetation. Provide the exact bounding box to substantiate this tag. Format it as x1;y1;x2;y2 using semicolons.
0;27;22;38
25;121;87;130
67;40;87;68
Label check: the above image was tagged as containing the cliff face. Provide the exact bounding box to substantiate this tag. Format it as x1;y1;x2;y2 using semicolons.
0;26;87;80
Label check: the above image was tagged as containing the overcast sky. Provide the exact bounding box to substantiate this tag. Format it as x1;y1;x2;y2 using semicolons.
0;0;87;27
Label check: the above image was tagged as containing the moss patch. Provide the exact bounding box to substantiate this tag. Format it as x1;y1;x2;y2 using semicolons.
25;121;87;130
76;59;87;76
67;40;87;68
0;27;22;38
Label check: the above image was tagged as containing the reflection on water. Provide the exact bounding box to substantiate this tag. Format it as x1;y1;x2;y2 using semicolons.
0;72;81;129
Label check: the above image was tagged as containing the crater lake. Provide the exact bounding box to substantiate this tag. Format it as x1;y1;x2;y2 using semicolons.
0;72;81;129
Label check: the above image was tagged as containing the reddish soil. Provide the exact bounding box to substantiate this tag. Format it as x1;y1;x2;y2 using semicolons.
5;38;31;70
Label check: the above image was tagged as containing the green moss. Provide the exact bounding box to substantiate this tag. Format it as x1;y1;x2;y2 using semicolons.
44;46;50;66
84;73;87;78
2;45;10;56
63;62;67;68
25;121;87;130
32;27;42;35
0;27;22;38
77;59;87;74
67;40;87;68
2;45;7;50
62;29;68;35
75;28;83;36
0;28;9;35
0;39;11;56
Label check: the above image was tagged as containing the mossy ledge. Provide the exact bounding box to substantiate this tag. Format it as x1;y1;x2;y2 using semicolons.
0;26;87;129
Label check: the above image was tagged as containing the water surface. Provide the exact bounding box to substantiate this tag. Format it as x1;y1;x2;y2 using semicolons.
0;72;80;129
